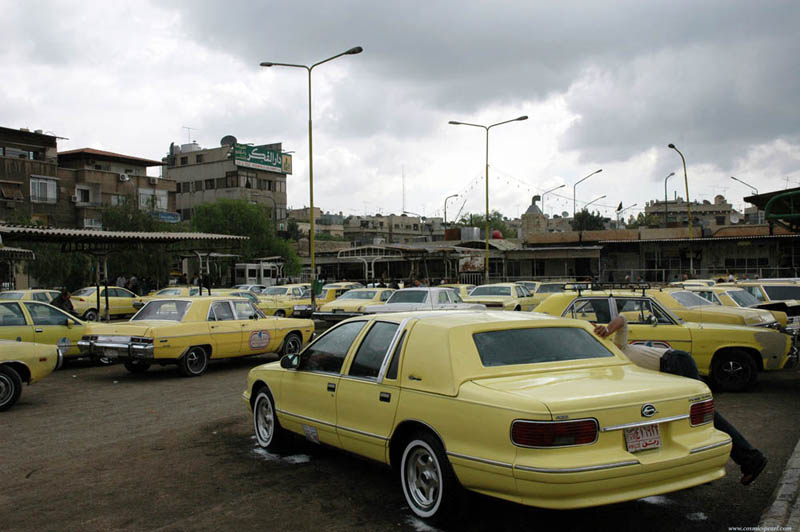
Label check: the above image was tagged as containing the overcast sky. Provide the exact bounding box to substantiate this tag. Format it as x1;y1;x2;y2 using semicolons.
2;0;799;221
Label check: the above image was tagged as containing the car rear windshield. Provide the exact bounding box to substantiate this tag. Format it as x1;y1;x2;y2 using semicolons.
387;290;428;304
763;285;800;300
727;289;759;307
0;292;23;299
72;288;96;297
670;291;713;308
473;327;615;367
133;300;191;321
262;287;288;296
470;286;511;297
339;290;376;300
537;284;564;294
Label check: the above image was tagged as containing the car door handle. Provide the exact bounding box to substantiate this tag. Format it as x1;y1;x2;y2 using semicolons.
379;392;391;403
409;375;422;381
327;382;336;392
34;328;43;333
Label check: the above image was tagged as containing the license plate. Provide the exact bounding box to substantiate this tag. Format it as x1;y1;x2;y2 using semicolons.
103;349;119;359
624;424;661;452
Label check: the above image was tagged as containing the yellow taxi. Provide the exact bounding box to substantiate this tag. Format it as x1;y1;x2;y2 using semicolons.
256;284;314;317
530;280;572;307
1;340;63;411
684;286;790;329
0;300;88;359
79;296;314;377
313;288;395;322
719;281;800;332
245;311;730;523
535;290;794;391
71;286;139;321
439;283;476;298
292;282;364;318
462;282;537;310
647;288;782;329
0;289;61;303
133;286;203;309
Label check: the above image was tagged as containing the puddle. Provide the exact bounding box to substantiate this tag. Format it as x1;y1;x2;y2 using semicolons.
252;446;311;464
405;516;441;532
640;495;672;506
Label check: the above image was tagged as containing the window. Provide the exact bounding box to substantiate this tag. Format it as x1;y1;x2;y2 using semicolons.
301;320;366;374
349;322;399;379
133;300;190;321
77;187;90;203
380;290;393;302
208;301;235;321
670;291;714;308
194;180;203;192
110;194;127;206
0;302;27;326
564;298;612;323
31;292;50;302
30;176;57;203
437;291;450;304
195;154;204;163
726;290;759;307
111;288;135;298
180;156;188;165
615;298;673;325
386;290;427;304
473;327;615;367
233;301;259;320
205;179;215;190
0;181;24;200
226;171;238;188
385;330;406;380
763;285;800;300
216;177;227;189
471;286;512;297
25;302;70;326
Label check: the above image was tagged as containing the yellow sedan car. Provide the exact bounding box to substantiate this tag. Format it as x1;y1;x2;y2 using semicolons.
71;285;139;321
648;288;782;329
313;288;395;322
535;291;794;391
439;283;476;298
292;282;365;318
0;300;88;359
0;289;61;303
79;296;314;377
244;311;730;523
1;340;63;411
462;282;537;310
134;286;203;309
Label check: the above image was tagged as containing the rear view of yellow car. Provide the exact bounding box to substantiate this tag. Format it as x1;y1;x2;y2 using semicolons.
292;282;364;318
0;289;61;303
71;286;139;321
245;311;730;524
314;288;395;322
0;340;63;411
0;300;87;359
462;282;536;310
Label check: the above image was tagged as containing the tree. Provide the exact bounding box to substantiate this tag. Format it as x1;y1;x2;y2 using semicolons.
192;199;301;275
571;210;606;231
457;210;515;238
625;212;657;229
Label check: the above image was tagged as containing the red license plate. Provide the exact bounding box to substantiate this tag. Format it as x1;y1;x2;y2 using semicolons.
624;424;661;452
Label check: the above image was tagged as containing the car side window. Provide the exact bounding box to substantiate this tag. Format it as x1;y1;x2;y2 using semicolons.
118;288;135;298
233;301;257;320
25;302;69;326
32;292;49;302
0;302;27;326
210;302;235;321
189;288;200;296
616;298;672;324
745;286;765;301
438;291;449;304
349;322;399;379
301;321;367;374
380;290;392;302
565;299;611;323
385;330;406;380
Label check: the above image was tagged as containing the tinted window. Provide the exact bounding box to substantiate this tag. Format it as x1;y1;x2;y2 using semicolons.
763;285;800;300
301;320;366;374
385;330;406;380
117;288;135;298
727;290;759;307
471;286;512;297
537;284;565;294
349;322;399;379
0;292;24;300
32;292;50;302
473;327;615;367
386;290;428;304
0;302;26;326
25;302;69;326
133;300;190;321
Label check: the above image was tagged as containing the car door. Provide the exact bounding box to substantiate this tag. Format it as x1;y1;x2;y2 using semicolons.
207;301;243;357
279;320;368;447
23;302;84;356
0;302;34;342
336;320;403;462
614;297;693;353
234;300;279;355
112;287;138;315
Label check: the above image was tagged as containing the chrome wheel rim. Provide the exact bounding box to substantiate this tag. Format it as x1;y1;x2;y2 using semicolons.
285;335;302;355
0;373;13;406
405;445;441;512
254;395;274;445
186;350;206;374
720;359;749;384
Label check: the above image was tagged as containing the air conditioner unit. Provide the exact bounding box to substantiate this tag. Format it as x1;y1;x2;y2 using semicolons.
119;173;131;183
70;195;78;203
148;177;158;185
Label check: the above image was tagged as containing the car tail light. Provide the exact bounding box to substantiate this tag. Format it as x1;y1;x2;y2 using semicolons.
75;297;85;302
690;399;714;426
511;419;598;447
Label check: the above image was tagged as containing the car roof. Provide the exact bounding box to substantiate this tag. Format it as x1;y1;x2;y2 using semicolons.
353;309;563;327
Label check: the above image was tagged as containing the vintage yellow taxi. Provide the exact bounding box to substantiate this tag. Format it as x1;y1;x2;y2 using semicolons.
647;288;782;329
440;283;476;298
1;340;63;411
719;281;800;334
313;288;395;322
244;311;730;523
292;282;364;318
71;285;139;321
79;296;314;377
133;286;203;310
462;282;537;310
530;280;572;307
0;289;61;303
0;300;88;359
535;290;794;391
684;286;790;329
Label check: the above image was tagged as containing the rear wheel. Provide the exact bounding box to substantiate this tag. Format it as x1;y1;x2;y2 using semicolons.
124;360;151;374
83;309;99;322
253;387;286;451
400;431;461;524
274;310;286;317
179;347;208;377
281;333;303;356
0;365;23;411
711;349;757;392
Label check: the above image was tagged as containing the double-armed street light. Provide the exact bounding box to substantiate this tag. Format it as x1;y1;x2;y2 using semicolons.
573;169;603;219
584;194;607;211
664;172;675;225
449;115;528;283
261;46;363;310
541;184;566;216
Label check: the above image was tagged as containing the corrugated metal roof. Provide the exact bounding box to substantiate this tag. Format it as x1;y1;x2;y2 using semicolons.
0;224;248;243
600;234;800;243
0;246;35;259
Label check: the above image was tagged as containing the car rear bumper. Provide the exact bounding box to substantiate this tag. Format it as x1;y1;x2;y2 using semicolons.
78;339;154;361
312;311;363;322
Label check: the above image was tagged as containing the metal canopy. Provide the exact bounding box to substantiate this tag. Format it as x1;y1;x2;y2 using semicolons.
0;246;35;260
745;187;800;233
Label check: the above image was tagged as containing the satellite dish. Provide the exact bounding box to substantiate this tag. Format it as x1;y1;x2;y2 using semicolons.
220;135;237;147
562;211;569;218
730;213;740;224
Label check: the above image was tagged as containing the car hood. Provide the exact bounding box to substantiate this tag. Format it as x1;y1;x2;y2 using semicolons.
470;364;709;421
364;303;485;313
690;304;776;325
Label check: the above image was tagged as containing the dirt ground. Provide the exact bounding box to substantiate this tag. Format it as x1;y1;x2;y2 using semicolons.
2;356;799;532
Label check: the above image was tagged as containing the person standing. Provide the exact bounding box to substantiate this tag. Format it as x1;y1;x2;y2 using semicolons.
51;289;75;316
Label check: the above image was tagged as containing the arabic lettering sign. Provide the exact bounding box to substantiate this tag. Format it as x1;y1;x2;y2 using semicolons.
233;144;292;174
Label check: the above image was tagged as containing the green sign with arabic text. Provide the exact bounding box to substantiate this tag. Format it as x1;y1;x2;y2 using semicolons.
233;144;292;174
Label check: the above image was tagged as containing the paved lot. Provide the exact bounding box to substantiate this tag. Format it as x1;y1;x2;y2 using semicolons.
2;356;799;532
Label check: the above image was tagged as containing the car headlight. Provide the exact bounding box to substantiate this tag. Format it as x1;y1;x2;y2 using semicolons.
294;305;310;311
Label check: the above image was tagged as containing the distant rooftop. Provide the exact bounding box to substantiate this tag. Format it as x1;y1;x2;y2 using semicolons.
58;148;163;167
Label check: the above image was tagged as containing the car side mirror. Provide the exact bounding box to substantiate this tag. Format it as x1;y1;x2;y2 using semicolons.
648;315;658;326
66;319;74;329
280;354;299;370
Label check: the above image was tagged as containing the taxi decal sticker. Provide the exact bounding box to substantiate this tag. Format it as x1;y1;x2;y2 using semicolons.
250;330;271;349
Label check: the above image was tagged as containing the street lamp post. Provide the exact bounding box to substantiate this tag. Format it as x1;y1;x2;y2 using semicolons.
668;144;692;237
449;115;528;283
541;184;566;217
261;46;363;311
664;172;675;225
573;169;603;219
731;176;758;195
443;193;458;229
617;203;638;226
584;194;607;211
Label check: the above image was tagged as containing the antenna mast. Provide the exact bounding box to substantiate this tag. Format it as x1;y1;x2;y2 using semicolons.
182;126;197;143
402;166;406;213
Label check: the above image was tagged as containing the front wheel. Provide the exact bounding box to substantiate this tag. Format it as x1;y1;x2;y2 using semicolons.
711;350;758;392
0;365;23;411
253;387;286;452
83;309;99;322
274;310;286;318
179;347;209;377
281;333;302;357
124;360;151;374
400;432;461;524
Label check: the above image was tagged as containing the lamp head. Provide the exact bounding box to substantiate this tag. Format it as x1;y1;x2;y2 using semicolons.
346;46;364;55
448;121;462;125
259;62;274;67
516;115;529;121
668;172;675;177
668;143;676;149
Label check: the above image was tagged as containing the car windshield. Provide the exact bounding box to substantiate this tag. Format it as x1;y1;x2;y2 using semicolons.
155;288;181;295
473;327;615;366
386;290;428;304
670;291;713;308
537;284;564;294
132;300;191;321
470;286;512;297
262;287;288;296
0;292;23;299
727;289;760;307
72;288;96;297
339;290;377;300
763;285;800;300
